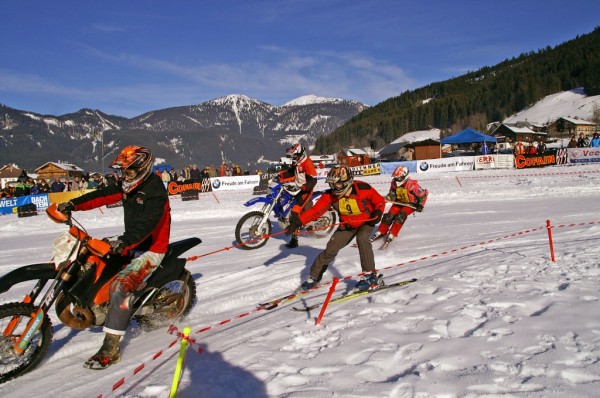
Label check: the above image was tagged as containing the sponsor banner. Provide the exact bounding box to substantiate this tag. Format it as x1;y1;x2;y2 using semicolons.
379;161;418;175
555;148;569;165
167;179;212;195
474;154;515;170
416;157;475;173
316;167;330;179
0;194;50;215
567;147;600;164
252;172;278;195
350;163;381;176
48;190;94;204
210;175;260;191
514;150;560;169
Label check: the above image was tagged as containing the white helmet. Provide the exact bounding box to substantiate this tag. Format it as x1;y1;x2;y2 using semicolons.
391;166;409;185
286;144;306;165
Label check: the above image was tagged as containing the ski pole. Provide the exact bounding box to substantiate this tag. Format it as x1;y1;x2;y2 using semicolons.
315;277;339;325
169;326;191;398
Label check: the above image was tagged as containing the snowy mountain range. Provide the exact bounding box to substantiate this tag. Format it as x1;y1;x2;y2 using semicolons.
0;94;368;172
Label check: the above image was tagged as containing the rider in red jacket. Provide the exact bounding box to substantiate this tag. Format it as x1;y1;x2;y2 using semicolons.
370;166;428;246
58;146;171;370
286;165;386;292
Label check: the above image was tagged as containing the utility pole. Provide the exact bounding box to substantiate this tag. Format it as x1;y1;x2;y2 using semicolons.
101;130;105;175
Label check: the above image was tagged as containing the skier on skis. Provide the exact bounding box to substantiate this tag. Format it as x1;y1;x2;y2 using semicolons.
370;166;428;247
278;143;317;248
285;165;386;292
56;145;171;370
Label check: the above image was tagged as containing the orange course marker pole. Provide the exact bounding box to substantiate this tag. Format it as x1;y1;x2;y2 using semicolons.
315;277;339;325
546;219;556;262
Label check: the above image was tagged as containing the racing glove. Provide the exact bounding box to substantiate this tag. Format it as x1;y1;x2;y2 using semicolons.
57;202;74;216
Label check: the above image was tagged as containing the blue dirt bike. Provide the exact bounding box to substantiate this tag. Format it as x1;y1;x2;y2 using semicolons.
235;181;337;250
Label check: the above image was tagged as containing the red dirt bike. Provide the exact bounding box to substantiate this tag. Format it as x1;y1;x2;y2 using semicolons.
0;203;200;383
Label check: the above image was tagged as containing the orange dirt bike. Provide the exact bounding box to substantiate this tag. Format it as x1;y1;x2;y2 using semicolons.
0;203;201;383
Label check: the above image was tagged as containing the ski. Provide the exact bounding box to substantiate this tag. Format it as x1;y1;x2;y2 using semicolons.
292;278;417;312
379;240;392;250
257;287;315;310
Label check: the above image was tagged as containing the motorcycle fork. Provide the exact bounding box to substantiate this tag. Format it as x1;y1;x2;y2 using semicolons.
257;201;275;228
12;257;84;355
2;278;50;340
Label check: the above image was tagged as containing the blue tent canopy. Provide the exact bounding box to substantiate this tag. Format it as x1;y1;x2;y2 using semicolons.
440;128;497;145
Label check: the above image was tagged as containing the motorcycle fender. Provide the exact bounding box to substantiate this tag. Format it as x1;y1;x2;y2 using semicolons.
0;263;57;294
145;257;187;288
244;197;270;207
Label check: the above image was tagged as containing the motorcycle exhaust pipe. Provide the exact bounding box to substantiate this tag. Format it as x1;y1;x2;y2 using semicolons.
56;293;95;329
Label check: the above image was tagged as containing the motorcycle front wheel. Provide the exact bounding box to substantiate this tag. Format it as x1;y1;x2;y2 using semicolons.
0;302;52;384
135;270;197;331
235;211;272;250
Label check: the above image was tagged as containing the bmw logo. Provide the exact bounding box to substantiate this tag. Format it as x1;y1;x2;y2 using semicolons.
419;162;429;171
212;179;221;189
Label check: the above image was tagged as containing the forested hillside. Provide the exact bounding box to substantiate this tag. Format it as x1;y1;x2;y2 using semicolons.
315;26;600;154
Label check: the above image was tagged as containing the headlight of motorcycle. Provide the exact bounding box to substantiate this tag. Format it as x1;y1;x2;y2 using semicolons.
52;231;81;265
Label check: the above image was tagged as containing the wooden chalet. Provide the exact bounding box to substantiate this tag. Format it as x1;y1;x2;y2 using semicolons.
0;164;26;190
492;123;547;144
35;162;86;181
337;148;370;167
378;129;442;161
546;117;597;138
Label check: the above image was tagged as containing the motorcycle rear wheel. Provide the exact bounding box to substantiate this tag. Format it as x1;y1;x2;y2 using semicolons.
135;270;197;330
235;211;272;250
0;302;52;384
306;210;337;238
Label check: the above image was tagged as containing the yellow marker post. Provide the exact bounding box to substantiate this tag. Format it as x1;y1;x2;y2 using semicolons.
169;326;191;398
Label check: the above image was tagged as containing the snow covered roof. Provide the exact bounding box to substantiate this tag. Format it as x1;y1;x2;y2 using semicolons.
501;124;536;134
35;161;86;173
343;148;368;156
0;164;24;178
389;128;441;144
558;116;595;125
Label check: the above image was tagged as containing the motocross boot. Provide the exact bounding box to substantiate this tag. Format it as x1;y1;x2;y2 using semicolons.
285;234;299;248
369;232;383;243
83;332;121;370
354;272;384;292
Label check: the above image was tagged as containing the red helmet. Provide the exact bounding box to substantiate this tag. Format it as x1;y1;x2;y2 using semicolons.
326;165;353;197
391;166;409;185
110;146;153;193
286;143;306;165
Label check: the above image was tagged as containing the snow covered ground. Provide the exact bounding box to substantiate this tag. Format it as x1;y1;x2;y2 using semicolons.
503;88;600;124
0;164;599;397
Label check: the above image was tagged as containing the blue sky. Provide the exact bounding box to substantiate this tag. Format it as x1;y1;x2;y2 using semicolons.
1;1;599;118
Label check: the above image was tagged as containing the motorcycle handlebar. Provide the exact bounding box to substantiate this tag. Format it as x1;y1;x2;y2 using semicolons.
46;203;71;224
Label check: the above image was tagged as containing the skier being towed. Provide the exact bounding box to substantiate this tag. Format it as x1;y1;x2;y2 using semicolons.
286;165;386;292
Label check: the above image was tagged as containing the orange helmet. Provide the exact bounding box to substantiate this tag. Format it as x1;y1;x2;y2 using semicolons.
391;166;409;185
326;165;353;197
110;146;153;193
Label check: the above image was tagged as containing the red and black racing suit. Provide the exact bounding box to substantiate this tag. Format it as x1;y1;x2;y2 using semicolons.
69;173;171;335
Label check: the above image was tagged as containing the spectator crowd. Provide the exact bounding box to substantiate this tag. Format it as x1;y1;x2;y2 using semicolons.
1;162;265;199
